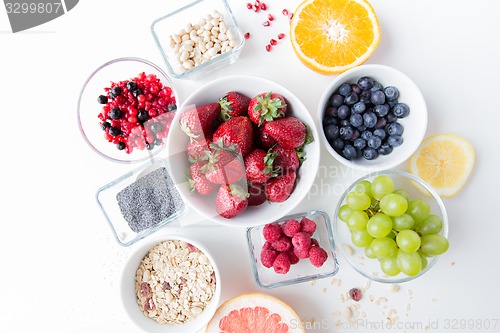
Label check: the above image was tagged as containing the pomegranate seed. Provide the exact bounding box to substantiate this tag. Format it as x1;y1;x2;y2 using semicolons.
289;13;294;20
263;20;270;27
253;4;260;12
260;3;267;10
349;288;362;302
278;33;286;39
244;32;251;39
265;44;272;52
268;14;274;21
282;8;289;16
270;39;278;46
246;3;252;9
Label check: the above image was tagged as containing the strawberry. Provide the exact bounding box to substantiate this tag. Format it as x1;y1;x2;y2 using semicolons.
254;125;277;149
180;103;220;141
244;149;277;183
265;171;297;203
219;91;251;121
188;161;218;196
212;116;254;156
186;136;211;161
264;116;306;149
272;145;301;172
248;92;287;126
247;182;267;206
215;184;249;219
203;143;246;184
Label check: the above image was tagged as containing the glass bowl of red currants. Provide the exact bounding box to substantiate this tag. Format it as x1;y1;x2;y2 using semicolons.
77;57;179;163
333;170;449;283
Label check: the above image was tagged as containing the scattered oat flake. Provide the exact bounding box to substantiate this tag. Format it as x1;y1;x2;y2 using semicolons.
332;310;342;317
322;287;327;293
331;278;342;286
342;307;352;322
310;280;316;286
405;303;411;312
342;243;354;256
369;294;374;302
389;284;400;293
451;261;456;266
363;279;371;291
432;298;438;303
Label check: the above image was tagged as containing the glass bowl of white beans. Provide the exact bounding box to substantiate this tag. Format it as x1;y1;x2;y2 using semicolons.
151;0;245;80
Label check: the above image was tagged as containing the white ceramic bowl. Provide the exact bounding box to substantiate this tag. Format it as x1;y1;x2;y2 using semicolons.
121;235;221;333
165;75;321;227
318;64;427;172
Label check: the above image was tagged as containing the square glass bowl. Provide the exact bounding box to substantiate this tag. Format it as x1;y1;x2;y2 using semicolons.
96;159;187;246
151;0;244;80
246;210;339;289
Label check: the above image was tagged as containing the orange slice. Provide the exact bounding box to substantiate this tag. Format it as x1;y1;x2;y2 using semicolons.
206;293;304;333
290;0;381;74
410;134;475;198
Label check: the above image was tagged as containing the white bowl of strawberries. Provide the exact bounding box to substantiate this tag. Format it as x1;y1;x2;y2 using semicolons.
166;75;320;227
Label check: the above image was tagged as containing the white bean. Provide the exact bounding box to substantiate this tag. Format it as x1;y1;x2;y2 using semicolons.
204;22;213;30
219;22;227;33
226;30;234;40
181;34;189;42
218;32;228;41
206;47;217;57
211;10;221;19
172;34;181;44
179;51;189;62
211;18;219;26
199;42;207;53
182;60;194;69
183;39;195;46
181;43;193;52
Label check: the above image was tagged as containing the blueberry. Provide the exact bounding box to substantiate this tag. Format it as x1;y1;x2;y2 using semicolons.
370;81;383;93
352;129;361;140
378;143;393;155
351;84;362;95
146;142;155;150
363;148;378;160
371;90;386;105
374;117;387;129
344;92;359;105
392;103;410;118
137;109;149;123
363;112;377;128
357;125;367;132
353;138;367;150
386;111;398;123
101;122;111;131
132;88;143;98
109;126;121;136
340;119;350;127
324;124;340;141
361;130;373;141
342;145;357;160
167;103;177;112
331;138;345;152
352;101;366;114
387;135;404;147
324;106;338;118
116;142;126;150
109;107;122;120
367;136;382;149
110;86;122;98
374;104;389;117
386;122;404;136
337;105;350;119
340;125;354;140
349;113;364;128
388;98;399;108
329;93;344;107
384;86;399;101
323;116;338;126
97;95;108;104
359;90;372;104
126;81;138;91
373;128;386;139
338;83;352;96
357;76;374;90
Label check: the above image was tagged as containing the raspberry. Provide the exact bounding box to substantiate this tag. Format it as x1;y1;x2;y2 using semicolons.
293;247;310;259
271;236;292;252
285;250;300;265
300;217;317;235
262;241;273;250
309;246;328;268
272;253;291;274
263;223;282;242
282;219;301;237
260;249;278;268
310;238;319;247
291;232;311;251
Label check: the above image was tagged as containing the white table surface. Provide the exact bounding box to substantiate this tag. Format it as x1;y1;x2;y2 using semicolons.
1;0;499;332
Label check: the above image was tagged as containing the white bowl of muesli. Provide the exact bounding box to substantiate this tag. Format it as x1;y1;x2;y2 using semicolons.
121;236;221;332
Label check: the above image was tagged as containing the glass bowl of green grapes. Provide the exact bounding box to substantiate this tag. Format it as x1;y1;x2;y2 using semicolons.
334;170;449;283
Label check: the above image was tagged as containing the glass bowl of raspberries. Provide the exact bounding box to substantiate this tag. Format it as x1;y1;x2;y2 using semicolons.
78;57;179;163
246;210;339;289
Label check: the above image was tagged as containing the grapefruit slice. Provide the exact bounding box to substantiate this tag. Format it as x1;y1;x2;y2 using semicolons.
206;293;305;333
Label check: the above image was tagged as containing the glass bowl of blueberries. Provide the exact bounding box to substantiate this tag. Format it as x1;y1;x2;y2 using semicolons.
317;64;427;172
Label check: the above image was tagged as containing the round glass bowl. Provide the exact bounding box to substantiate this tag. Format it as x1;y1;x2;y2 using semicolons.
318;64;427;172
121;235;221;333
333;170;449;283
77;57;179;163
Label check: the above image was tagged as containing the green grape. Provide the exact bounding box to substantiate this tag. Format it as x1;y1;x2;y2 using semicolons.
396;250;422;276
338;204;353;222
420;234;449;256
393;189;410;201
414;215;443;236
418;250;428;270
351;230;373;247
393;214;415;231
355;180;372;196
369;237;398;258
366;213;393;238
365;246;377;259
380;254;401;276
346;211;369;231
406;198;431;223
371;175;395;200
380;193;408;217
346;191;371;210
396;230;421;253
